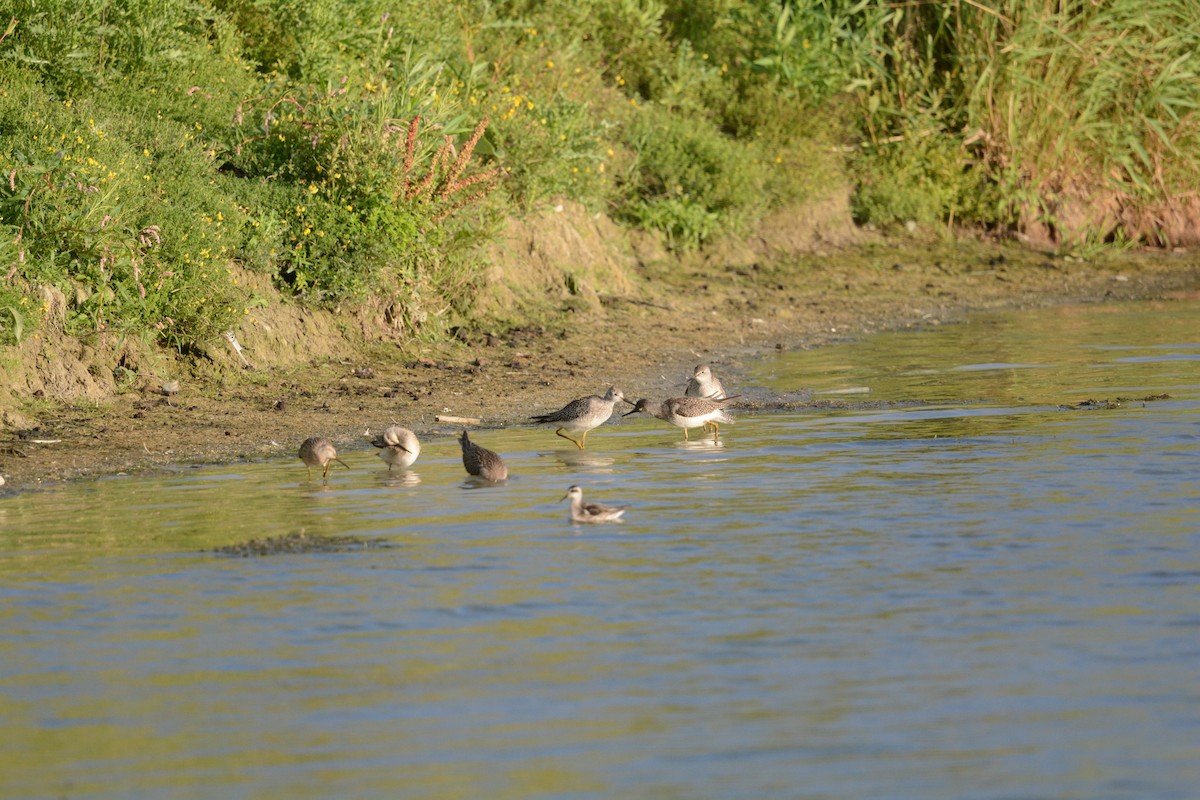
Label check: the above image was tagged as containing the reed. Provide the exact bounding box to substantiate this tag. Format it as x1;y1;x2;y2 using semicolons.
813;0;1200;244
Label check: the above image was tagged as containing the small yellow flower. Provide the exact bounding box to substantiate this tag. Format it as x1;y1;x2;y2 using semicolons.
308;184;319;194
144;148;151;157
546;60;554;68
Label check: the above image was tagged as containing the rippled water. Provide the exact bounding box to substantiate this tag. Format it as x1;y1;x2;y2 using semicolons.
2;299;1198;799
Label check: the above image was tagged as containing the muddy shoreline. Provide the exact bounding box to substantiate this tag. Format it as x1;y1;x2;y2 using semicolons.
2;240;1198;491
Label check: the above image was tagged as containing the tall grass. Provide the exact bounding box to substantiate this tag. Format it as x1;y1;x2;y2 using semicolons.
974;0;1200;244
781;0;1200;244
2;0;1197;353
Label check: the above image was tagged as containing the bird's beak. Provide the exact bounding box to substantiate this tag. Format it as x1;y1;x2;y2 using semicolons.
621;396;636;406
622;407;640;417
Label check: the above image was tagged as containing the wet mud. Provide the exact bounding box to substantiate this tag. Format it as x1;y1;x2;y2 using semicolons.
2;241;1198;491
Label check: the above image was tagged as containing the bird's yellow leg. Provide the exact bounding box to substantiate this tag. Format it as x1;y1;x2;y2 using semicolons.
711;422;720;441
683;426;690;442
555;428;584;449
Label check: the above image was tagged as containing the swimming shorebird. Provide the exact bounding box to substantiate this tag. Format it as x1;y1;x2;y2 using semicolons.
371;425;420;470
684;364;728;433
624;396;736;441
685;364;727;400
298;436;349;480
562;485;627;524
530;386;633;449
459;430;508;482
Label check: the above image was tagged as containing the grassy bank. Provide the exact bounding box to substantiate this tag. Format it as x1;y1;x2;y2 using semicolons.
2;0;1198;354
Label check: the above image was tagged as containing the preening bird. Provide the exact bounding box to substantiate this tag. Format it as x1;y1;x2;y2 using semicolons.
371;425;420;470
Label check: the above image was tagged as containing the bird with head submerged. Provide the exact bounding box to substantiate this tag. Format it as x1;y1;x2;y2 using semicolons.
530;385;633;449
624;395;736;441
459;430;508;482
561;485;627;523
298;436;349;480
371;425;420;470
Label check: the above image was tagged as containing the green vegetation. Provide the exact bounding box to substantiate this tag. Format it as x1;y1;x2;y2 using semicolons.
2;0;1197;350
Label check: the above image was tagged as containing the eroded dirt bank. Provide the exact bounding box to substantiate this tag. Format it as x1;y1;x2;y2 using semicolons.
2;232;1199;491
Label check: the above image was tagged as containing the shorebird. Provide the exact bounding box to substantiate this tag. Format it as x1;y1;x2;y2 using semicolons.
371;425;420;470
685;364;727;400
459;430;508;481
685;364;728;432
298;436;349;480
530;385;632;449
562;485;627;524
624;396;736;441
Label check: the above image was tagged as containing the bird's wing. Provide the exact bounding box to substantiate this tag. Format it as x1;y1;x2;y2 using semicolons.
531;395;594;423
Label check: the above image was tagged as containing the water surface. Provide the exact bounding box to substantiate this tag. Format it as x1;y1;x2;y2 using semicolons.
2;299;1198;799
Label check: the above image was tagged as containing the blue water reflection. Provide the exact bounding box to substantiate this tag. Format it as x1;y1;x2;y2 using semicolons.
2;299;1198;799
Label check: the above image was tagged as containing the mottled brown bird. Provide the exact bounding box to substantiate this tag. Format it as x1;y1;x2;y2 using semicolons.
298;436;349;480
624;395;736;441
530;386;632;449
459;430;508;482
